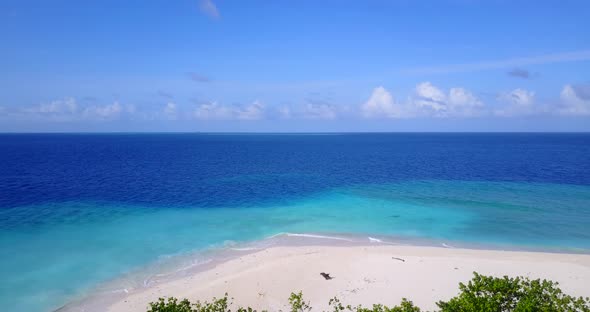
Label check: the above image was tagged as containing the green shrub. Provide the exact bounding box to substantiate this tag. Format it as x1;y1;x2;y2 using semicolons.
329;297;420;312
148;293;236;312
147;273;590;312
437;272;590;312
289;291;311;312
148;297;193;312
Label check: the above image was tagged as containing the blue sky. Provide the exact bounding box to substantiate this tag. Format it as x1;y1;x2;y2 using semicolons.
1;0;590;132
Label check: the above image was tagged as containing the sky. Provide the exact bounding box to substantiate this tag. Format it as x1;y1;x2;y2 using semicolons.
1;0;590;132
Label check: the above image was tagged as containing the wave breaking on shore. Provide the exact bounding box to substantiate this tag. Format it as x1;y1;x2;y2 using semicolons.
56;231;590;312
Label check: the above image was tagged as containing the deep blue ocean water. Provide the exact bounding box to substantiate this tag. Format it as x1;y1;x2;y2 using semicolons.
1;133;590;311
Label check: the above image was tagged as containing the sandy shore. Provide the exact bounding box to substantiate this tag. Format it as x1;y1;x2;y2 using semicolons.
102;245;590;312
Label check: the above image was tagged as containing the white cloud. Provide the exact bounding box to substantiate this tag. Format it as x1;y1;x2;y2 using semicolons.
303;103;337;119
236;100;264;120
194;102;232;120
495;88;536;116
25;97;78;115
447;87;484;117
413;82;447;112
502;88;535;106
199;0;219;18
11;84;590;126
163;102;177;120
277;105;291;119
411;82;484;117
193;100;265;120
83;102;123;119
361;86;405;118
18;98;133;121
19;97;79;121
362;83;484;118
559;84;590;116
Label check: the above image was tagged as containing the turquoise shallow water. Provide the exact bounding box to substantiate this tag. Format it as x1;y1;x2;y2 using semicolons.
1;181;590;312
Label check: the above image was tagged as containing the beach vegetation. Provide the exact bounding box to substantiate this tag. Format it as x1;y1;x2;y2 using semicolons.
436;272;590;312
289;291;312;312
147;272;590;312
148;297;194;312
329;297;420;312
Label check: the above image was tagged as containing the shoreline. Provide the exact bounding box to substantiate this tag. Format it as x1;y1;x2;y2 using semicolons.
58;233;590;312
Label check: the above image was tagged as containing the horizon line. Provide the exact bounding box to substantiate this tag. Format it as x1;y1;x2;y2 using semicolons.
1;131;590;135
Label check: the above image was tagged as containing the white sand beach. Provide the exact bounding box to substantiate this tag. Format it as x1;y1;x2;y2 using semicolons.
105;245;590;312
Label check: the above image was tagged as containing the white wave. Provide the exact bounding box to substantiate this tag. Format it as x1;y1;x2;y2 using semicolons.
442;243;454;248
266;232;288;239
143;278;154;287
368;237;383;243
230;247;259;251
173;259;213;273
284;233;354;242
103;288;130;294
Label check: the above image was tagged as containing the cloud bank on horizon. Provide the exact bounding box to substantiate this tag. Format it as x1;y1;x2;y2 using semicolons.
1;0;589;131
3;82;588;123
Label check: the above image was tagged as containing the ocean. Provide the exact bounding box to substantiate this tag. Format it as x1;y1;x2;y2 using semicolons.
1;133;589;312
